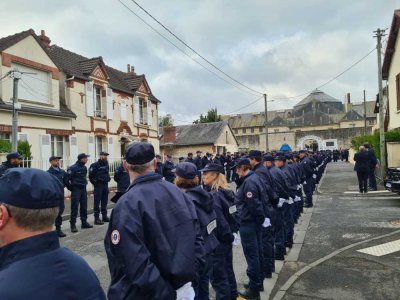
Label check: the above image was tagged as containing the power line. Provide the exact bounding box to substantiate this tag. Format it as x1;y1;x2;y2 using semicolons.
117;0;262;97
224;96;264;115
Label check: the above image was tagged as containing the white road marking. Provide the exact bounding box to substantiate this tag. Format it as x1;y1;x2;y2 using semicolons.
344;190;391;194
357;239;400;256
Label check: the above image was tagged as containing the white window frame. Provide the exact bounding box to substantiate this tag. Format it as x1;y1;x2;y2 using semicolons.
94;87;103;118
51;135;70;158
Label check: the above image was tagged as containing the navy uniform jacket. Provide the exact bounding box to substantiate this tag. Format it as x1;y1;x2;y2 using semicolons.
163;160;176;182
235;171;265;225
113;164;130;192
105;173;205;300
193;156;203;170
185;157;195;164
287;163;302;185
299;156;314;179
186;186;219;255
0;231;105;300
66;161;88;189
0;162;17;177
210;188;240;234
253;163;279;206
268;165;291;200
89;160;111;185
47;166;67;187
354;151;370;172
155;161;163;176
280;164;298;198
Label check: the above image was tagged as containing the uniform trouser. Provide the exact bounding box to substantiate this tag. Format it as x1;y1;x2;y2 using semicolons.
211;243;233;300
274;207;286;254
357;170;369;192
239;223;263;291
368;167;377;190
283;203;294;242
70;187;88;224
55;194;65;228
93;183;109;218
225;243;238;298
194;253;212;300
303;178;314;205
262;226;274;275
226;169;232;182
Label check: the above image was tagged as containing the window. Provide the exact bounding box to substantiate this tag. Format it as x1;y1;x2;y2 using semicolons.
139;99;144;124
95;136;106;157
251;128;255;133
94;87;103;118
234;129;238;134
368;120;375;125
349;123;356;128
259;127;263;132
243;128;246;134
326;141;334;147
0;133;11;142
51;135;70;158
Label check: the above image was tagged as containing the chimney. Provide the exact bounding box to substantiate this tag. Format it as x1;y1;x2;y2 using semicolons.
39;30;51;48
163;126;176;144
127;64;131;73
131;65;136;75
346;93;351;104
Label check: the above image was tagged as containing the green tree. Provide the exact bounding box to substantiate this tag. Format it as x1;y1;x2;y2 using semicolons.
193;108;221;124
159;114;174;127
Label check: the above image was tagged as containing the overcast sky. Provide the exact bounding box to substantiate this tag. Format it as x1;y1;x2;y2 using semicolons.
0;0;397;124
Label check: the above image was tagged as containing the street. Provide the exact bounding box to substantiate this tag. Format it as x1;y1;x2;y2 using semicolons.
59;161;400;299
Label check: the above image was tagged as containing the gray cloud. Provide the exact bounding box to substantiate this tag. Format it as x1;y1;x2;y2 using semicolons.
0;0;396;124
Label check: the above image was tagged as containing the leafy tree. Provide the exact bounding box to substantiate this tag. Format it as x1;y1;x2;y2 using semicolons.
351;129;400;159
159;114;174;127
0;139;32;162
193;108;222;124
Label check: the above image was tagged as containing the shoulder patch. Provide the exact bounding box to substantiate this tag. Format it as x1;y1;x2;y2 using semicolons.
246;191;253;198
111;230;120;245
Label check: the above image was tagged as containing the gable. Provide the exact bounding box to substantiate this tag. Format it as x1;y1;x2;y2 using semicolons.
91;65;108;81
138;82;149;94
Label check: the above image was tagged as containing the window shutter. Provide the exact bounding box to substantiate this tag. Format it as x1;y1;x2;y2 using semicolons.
40;134;51;170
70;135;78;163
134;96;140;124
88;135;96;162
108;136;114;163
106;87;114;120
85;82;94;117
146;98;152;127
120;100;127;121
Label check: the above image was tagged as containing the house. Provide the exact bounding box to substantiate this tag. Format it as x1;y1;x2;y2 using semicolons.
159;122;238;158
222;89;377;151
0;29;161;170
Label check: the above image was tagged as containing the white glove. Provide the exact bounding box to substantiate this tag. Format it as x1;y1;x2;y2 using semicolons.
316;167;319;171
303;181;307;184
294;196;301;202
286;197;294;204
278;198;286;208
297;184;301;190
313;174;317;179
232;232;241;246
176;282;195;300
262;217;271;228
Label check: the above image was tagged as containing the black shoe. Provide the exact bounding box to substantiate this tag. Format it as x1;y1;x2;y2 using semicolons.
81;222;93;229
264;272;272;279
102;215;110;222
56;228;67;237
94;218;104;225
239;288;260;299
70;224;78;233
275;253;285;260
285;239;293;249
304;203;313;208
244;283;264;292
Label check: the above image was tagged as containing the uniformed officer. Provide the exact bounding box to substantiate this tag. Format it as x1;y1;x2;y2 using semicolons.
89;152;111;225
155;154;164;176
235;158;265;299
185;152;194;164
163;154;176;183
105;142;205;300
179;156;185;163
47;155;68;237
66;153;93;232
299;150;315;208
0;168;106;300
0;152;22;177
202;162;239;300
193;150;204;184
175;162;219;300
112;161;130;203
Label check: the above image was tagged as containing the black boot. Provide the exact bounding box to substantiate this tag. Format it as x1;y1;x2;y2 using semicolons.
239;287;260;300
275;252;285;260
56;227;67;237
81;221;93;229
70;223;78;233
285;237;294;249
94;218;104;225
102;215;110;222
244;283;264;291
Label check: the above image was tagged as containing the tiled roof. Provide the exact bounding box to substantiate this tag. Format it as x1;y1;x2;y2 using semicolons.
294;89;341;108
0;29;34;52
341;109;363;121
351;101;376;118
160;122;236;146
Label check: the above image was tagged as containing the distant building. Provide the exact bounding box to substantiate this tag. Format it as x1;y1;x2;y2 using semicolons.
159;121;238;157
222;89;376;151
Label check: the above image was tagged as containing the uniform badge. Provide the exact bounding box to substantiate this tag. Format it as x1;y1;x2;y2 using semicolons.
207;220;217;234
111;230;120;245
246;192;253;198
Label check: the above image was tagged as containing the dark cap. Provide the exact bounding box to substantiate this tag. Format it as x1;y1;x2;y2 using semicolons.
274;155;286;161
263;155;274;162
49;156;62;162
248;150;262;158
299;150;307;154
125;142;155;165
234;158;251;168
173;162;198;179
285;154;293;160
188;152;193;156
178;157;185;162
166;154;172;158
200;163;225;174
6;152;22;161
196;150;202;154
0;168;63;209
77;153;90;160
100;151;109;156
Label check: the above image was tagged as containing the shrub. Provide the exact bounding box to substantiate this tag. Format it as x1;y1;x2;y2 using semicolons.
351;129;400;159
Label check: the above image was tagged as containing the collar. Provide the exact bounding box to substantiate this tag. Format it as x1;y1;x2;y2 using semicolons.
51;166;61;171
252;163;262;171
243;170;254;179
128;172;162;190
0;231;59;270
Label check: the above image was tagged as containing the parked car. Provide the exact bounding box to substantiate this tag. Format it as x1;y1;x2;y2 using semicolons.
384;167;400;193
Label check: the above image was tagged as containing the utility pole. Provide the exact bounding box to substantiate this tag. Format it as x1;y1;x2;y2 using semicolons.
374;28;387;179
11;69;22;152
363;89;367;135
264;93;269;151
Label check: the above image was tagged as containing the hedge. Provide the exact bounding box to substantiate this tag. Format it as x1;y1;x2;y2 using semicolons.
351;129;400;159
